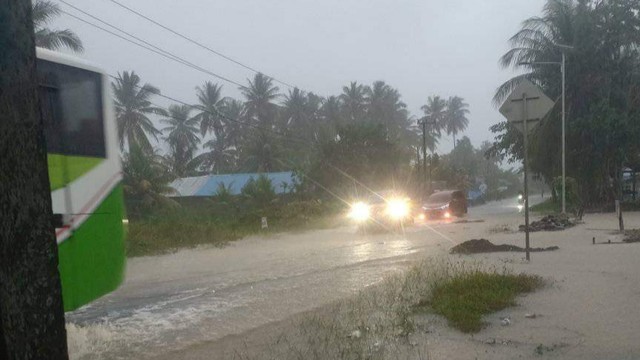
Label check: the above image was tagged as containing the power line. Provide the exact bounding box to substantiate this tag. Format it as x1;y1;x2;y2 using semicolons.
60;8;246;88
60;5;399;200
59;1;187;67
106;73;307;146
105;0;295;89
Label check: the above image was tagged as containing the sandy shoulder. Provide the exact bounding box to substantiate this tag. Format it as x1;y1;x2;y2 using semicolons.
153;211;640;360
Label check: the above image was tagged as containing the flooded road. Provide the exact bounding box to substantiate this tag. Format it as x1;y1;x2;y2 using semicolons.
66;197;528;359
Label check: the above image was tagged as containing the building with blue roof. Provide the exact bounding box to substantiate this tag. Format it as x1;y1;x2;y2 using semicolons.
168;172;296;197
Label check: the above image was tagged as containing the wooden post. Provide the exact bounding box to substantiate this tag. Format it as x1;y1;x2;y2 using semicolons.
0;1;69;358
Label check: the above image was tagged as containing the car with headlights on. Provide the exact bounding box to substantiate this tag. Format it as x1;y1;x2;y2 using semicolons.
422;190;467;219
348;191;414;232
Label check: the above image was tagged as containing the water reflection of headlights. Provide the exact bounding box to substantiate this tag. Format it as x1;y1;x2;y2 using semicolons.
349;202;371;222
386;198;409;220
517;204;524;212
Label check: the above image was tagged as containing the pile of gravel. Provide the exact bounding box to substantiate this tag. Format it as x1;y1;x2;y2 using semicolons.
520;214;575;232
450;238;559;254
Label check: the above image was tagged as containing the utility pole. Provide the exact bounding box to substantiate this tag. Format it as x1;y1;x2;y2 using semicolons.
421;119;427;198
522;94;531;261
561;51;567;214
0;1;69;358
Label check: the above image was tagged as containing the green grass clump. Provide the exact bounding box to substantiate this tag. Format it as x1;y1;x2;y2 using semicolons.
428;271;543;333
125;200;343;257
530;198;560;213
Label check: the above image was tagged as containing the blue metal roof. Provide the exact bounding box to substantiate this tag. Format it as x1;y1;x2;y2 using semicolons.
169;172;296;197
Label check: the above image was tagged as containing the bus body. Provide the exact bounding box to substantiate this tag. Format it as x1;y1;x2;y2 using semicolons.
36;48;125;312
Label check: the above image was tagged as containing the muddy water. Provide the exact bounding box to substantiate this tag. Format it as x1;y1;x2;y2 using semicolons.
65;198;522;359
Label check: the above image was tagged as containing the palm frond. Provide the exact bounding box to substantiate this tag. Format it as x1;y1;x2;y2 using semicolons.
32;0;61;28
35;28;84;52
492;73;537;107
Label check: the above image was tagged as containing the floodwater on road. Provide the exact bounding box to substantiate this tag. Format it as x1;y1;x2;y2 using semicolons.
66;197;527;359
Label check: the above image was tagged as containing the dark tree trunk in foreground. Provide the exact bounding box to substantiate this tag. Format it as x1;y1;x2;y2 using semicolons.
0;0;69;358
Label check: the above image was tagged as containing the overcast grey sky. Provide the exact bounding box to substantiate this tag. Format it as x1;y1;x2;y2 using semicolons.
52;0;545;154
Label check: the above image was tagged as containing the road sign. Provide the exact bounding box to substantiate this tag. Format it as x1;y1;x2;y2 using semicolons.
499;79;554;134
498;79;554;262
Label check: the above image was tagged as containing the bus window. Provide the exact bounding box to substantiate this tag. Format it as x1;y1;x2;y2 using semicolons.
37;59;106;158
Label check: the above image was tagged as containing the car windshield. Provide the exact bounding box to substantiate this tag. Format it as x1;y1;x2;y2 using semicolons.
5;1;640;359
426;192;453;204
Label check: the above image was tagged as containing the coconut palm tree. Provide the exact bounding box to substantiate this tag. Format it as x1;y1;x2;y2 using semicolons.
365;81;393;123
420;95;447;137
220;99;245;151
444;96;470;147
194;81;227;138
282;87;308;130
192;131;236;174
241;73;280;127
340;82;367;123
321;96;343;126
32;0;84;52
122;142;176;216
493;0;576;106
241;131;285;172
111;71;167;153
161;104;201;177
365;81;411;141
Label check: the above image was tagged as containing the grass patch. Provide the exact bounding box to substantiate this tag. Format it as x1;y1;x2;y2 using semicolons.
230;259;544;359
427;271;543;333
530;198;560;213
126;200;344;257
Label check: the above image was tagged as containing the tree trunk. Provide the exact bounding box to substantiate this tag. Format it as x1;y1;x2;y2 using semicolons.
0;1;69;358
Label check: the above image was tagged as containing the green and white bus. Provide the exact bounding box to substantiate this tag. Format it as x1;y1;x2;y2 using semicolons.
37;48;125;312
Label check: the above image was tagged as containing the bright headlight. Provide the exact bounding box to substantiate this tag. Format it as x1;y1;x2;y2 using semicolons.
349;202;371;222
518;194;523;200
386;198;409;220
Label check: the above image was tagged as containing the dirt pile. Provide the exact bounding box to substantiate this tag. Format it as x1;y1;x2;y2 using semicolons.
623;229;640;243
450;238;559;254
519;214;575;232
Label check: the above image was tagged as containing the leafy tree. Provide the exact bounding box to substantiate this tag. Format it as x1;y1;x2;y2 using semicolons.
490;0;640;205
311;122;409;196
241;175;276;209
112;71;167;153
214;182;234;204
32;0;83;52
161;104;201;177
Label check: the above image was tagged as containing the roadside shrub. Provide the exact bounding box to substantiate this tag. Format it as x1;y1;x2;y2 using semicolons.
241;174;277;209
427;269;543;332
552;176;581;208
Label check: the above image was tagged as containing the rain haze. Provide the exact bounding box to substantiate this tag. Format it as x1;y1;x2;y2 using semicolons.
52;0;545;154
7;0;640;359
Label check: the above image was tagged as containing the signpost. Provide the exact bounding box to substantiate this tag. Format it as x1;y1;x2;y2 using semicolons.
499;79;554;261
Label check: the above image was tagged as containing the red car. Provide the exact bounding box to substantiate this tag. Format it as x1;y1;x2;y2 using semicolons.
422;190;467;219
